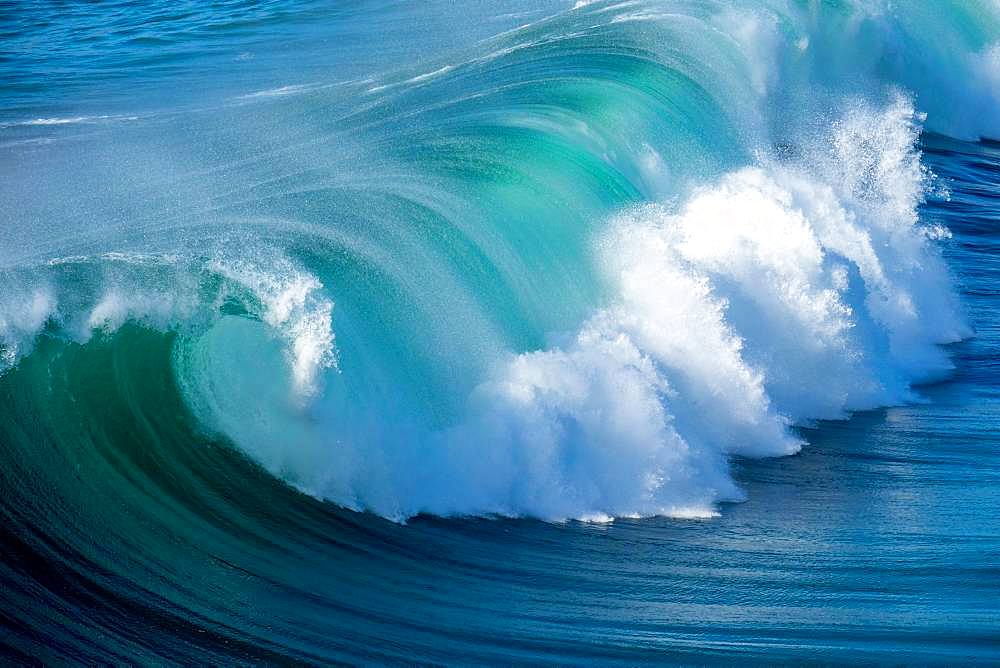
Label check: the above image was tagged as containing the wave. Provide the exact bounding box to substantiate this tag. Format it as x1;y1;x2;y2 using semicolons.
2;0;996;522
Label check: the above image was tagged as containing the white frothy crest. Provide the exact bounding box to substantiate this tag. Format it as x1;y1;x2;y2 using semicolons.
426;97;962;521
1;253;338;409
208;257;337;400
86;289;195;336
0;288;56;368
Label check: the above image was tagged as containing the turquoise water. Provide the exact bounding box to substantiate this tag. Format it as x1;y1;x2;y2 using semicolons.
1;1;999;662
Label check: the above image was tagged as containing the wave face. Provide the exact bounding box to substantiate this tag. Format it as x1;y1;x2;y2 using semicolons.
2;0;996;524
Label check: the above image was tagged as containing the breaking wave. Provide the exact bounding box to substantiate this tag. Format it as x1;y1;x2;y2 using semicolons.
2;0;996;522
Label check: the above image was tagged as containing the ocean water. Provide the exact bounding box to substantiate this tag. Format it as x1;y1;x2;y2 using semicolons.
1;0;999;663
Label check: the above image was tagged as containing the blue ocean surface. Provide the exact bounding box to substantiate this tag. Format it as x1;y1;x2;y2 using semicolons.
1;1;999;663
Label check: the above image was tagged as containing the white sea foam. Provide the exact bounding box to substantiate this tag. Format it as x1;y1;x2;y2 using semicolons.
241;84;314;99
419;98;961;521
207;257;337;400
0;288;56;367
405;65;455;85
85;289;194;336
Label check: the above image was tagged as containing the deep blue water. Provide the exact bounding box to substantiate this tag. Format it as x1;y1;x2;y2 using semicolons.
1;1;999;663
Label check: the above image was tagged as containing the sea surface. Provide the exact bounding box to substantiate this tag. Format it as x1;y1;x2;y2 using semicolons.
1;1;999;663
